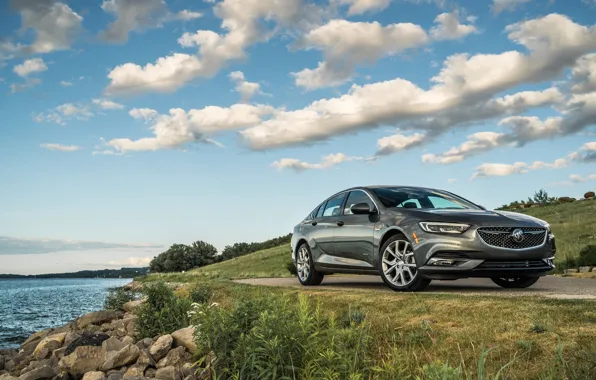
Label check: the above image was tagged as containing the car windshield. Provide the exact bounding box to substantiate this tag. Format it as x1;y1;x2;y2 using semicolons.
370;187;481;210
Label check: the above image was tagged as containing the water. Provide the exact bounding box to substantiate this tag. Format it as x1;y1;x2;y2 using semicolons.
0;278;131;349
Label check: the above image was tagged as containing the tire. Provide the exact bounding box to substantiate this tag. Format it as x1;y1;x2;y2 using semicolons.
379;233;431;292
296;243;324;286
490;276;540;288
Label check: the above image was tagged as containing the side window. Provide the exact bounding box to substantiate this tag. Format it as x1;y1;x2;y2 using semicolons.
308;205;320;220
396;199;421;208
316;201;326;218
322;193;347;217
344;191;374;215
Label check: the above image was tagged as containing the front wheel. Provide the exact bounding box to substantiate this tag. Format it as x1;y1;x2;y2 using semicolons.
296;243;324;286
490;276;540;288
379;234;430;292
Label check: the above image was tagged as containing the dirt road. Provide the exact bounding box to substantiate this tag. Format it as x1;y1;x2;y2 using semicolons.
235;275;596;299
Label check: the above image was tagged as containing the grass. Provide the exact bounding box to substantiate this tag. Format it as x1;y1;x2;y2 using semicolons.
519;200;596;267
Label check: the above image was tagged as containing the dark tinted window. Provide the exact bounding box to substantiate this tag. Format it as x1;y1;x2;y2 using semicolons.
322;193;347;217
370;187;479;210
344;190;374;215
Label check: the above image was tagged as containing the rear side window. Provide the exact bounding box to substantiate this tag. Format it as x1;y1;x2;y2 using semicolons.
344;191;374;215
316;202;326;218
322;193;347;217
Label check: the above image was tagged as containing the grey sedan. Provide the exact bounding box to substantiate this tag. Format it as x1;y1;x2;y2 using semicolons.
290;186;556;291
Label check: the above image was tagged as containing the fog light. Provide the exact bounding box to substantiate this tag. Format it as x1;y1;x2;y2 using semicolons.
428;258;456;266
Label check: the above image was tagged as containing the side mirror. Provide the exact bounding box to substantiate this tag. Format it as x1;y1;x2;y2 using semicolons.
351;202;375;215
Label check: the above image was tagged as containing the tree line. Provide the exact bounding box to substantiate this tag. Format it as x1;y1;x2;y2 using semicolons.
149;233;292;273
496;189;595;210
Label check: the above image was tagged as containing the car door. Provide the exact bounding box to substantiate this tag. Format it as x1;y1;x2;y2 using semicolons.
312;192;347;259
333;190;376;267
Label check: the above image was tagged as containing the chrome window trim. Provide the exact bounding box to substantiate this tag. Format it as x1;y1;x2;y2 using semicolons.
343;189;381;215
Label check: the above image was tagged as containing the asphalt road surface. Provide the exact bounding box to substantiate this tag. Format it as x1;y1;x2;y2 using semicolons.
235;275;596;299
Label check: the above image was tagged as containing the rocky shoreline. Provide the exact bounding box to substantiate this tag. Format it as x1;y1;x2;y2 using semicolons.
0;284;203;380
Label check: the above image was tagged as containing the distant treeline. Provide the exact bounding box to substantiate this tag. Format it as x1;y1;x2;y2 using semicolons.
0;267;149;279
149;233;292;273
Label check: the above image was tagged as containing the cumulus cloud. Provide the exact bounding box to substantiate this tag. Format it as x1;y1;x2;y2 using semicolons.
106;0;322;95
92;98;125;110
10;0;83;54
241;14;596;150
430;10;477;41
100;0;201;43
335;0;391;15
272;153;362;172
570;54;596;94
292;19;428;89
0;236;161;255
375;132;427;156
13;58;47;77
491;0;532;15
35;103;93;124
104;104;275;153
40;143;81;152
570;174;587;183
60;81;73;87
229;71;262;102
471;162;528;179
10;78;41;93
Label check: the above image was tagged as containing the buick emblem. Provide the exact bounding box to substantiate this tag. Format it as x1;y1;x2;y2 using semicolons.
511;228;525;243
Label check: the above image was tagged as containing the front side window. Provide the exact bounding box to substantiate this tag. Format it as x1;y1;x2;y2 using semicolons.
322;193;347;217
344;190;374;215
370;187;479;210
316;202;326;218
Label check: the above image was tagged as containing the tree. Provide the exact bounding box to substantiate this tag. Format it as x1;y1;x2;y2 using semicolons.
532;189;550;204
149;241;218;273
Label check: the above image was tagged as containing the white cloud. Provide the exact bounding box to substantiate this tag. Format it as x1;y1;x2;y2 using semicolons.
293;19;428;89
590;174;596;180
491;0;532;14
471;162;528;179
13;58;48;77
336;0;391;15
272;153;362;172
229;71;262;102
60;80;73;87
105;104;275;153
430;10;477;41
107;256;152;267
12;0;83;54
56;103;93;118
92;98;125;110
447;178;457;183
570;54;596;94
376;132;426;156
570;174;586;183
129;108;158;121
241;14;596;150
100;0;201;43
0;235;161;255
10;78;41;93
35;102;94;124
40;143;81;152
422;131;504;164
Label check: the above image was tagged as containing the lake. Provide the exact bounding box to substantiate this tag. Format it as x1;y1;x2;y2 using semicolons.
0;278;131;349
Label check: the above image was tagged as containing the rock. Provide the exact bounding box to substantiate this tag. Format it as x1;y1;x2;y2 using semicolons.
4;361;15;372
101;345;140;372
51;349;66;361
170;328;197;356
136;351;155;368
21;330;53;351
579;266;592;273
122;301;144;314
182;376;195;380
82;372;105;380
134;340;152;352
124;365;147;378
565;268;578;274
101;338;126;355
154;367;180;380
64;334;110;356
58;346;104;376
0;350;18;358
77;311;122;329
121;337;134;346
63;333;80;348
0;356;5;371
156;348;190;369
33;334;67;360
18;365;56;380
105;373;122;380
179;364;197;379
0;374;18;380
19;359;57;377
50;372;70;380
148;337;171;363
143;369;156;379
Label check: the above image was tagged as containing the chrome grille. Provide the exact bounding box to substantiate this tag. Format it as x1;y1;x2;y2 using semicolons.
477;227;547;249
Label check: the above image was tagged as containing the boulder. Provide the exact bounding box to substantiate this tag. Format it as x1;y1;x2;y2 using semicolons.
0;374;18;380
134;340;152;352
122;301;144;314
179;364;197;379
105;372;122;380
65;334;110;356
121;338;134;347
4;361;15;372
144;369;156;379
156;348;190;369
101;345;140;372
51;349;66;361
18;365;57;380
58;346;104;376
148;337;171;362
170;329;197;355
19;359;57;377
579;266;593;273
49;373;70;380
154;367;180;380
21;330;53;350
77;312;122;329
33;334;67;360
63;333;80;348
82;372;105;380
101;338;126;355
136;351;155;368
124;365;147;378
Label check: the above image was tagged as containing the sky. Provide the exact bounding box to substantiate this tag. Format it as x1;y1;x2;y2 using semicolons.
1;0;595;274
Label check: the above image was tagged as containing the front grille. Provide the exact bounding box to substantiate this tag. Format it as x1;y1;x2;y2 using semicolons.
477;227;547;249
478;260;548;269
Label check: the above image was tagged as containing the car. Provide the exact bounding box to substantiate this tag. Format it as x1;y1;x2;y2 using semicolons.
290;186;556;292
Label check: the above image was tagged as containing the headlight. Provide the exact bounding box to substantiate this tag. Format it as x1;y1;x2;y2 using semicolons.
419;222;471;234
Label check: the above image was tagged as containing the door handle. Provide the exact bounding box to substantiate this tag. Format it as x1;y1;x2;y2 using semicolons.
311;221;318;226
337;221;344;226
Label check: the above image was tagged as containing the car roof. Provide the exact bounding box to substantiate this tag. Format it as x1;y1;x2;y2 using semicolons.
349;185;444;192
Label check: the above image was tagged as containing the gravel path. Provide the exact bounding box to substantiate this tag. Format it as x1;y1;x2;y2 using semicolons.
234;275;596;299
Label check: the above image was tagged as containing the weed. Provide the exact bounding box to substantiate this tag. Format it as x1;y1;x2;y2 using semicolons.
103;287;135;311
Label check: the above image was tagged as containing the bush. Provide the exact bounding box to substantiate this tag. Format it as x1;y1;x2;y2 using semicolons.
221;233;292;261
585;191;595;199
135;282;192;339
150;241;219;273
104;287;135;311
557;196;575;203
286;260;297;276
578;245;596;267
189;284;213;304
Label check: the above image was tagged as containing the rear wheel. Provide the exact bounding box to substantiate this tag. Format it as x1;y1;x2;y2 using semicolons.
379;234;430;292
490;276;540;288
296;243;324;286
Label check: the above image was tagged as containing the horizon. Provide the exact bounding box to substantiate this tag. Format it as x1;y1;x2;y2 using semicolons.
1;0;595;275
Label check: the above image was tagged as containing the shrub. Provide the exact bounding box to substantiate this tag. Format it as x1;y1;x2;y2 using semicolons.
104;287;135;311
557;196;575;203
135;282;191;339
189;284;213;304
286;260;297;276
578;245;596;267
585;191;596;199
150;241;218;273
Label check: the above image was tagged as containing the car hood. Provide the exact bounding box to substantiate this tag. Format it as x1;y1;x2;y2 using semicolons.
389;208;548;227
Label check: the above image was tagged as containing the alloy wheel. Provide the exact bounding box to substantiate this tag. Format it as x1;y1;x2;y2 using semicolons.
382;239;418;287
297;245;311;282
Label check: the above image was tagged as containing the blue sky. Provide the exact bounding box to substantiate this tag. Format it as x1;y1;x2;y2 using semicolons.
1;0;595;274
